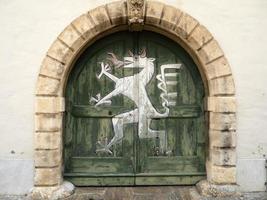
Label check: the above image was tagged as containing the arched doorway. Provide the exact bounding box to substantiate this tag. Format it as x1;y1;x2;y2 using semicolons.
64;31;206;186
33;1;237;198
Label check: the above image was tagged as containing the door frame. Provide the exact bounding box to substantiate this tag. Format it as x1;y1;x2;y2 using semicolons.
33;1;237;199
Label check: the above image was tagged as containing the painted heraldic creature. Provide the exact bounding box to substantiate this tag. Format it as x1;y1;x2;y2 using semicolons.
90;49;181;155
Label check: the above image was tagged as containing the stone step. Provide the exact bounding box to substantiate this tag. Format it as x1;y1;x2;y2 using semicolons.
65;186;195;200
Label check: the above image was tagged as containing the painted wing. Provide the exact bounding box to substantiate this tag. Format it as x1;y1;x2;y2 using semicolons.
156;64;182;107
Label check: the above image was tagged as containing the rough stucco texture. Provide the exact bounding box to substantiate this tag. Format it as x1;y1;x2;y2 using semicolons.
0;0;267;194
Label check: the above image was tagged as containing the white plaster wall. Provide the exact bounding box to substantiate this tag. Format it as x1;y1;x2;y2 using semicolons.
0;0;266;194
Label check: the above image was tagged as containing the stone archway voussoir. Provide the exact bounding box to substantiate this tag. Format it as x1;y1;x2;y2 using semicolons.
106;1;128;25
146;1;199;40
209;75;235;96
203;56;232;80
157;4;183;31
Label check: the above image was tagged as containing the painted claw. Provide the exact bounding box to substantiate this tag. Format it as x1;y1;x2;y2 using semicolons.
90;93;112;107
96;139;113;154
96;147;113;155
104;63;111;71
97;62;111;79
89;93;101;104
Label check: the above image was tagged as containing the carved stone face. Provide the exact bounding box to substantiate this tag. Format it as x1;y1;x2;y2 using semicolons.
123;56;155;68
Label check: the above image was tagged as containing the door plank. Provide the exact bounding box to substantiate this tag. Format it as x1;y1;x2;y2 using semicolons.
69;157;134;174
135;176;205;186
71;105;201;118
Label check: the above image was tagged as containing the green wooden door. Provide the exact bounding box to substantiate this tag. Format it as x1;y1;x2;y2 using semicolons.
64;31;206;186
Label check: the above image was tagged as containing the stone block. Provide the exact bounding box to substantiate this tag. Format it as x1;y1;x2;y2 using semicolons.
188;25;213;50
211;148;236;166
58;24;84;51
88;6;112;32
31;181;74;200
207;161;236;184
39;56;64;79
106;1;127;25
34;167;61;186
35;149;61;167
198;40;224;64
160;5;182;30
145;1;164;25
35;113;62;132
35;132;61;150
210;112;236;131
31;186;58;200
35;96;65;113
196;180;239;197
207;96;236;112
209;76;235;96
204;56;232;80
36;76;60;95
210;130;236;148
47;39;74;64
71;14;97;40
175;13;198;39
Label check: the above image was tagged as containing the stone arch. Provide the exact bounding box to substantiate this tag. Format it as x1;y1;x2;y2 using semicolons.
34;1;237;198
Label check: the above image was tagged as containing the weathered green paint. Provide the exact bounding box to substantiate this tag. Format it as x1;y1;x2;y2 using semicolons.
64;31;206;186
65;175;206;186
71;105;201;118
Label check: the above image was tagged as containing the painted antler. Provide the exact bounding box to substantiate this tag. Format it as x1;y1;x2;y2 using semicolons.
139;48;146;58
128;50;134;57
107;53;124;68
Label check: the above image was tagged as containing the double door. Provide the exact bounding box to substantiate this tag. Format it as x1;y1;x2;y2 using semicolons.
64;31;206;186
